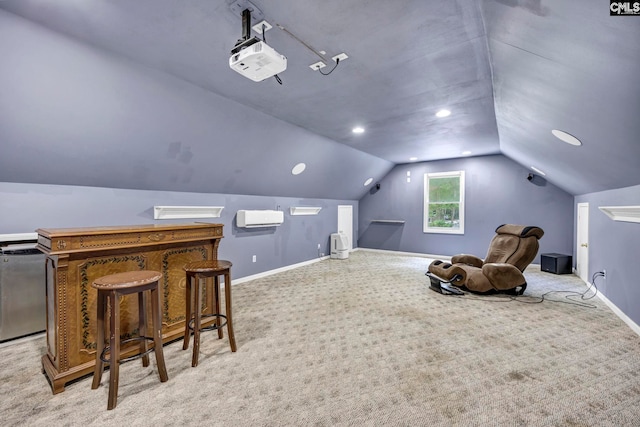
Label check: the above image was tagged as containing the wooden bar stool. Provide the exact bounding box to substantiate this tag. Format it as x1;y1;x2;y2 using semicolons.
183;260;236;367
91;270;169;410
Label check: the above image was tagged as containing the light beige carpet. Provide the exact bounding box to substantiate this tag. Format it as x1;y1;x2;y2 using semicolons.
1;250;639;426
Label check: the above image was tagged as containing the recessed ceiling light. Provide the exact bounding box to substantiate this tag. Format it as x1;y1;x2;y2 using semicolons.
409;157;418;161
435;109;451;118
291;162;306;175
551;129;582;146
462;151;472;156
352;127;365;134
531;166;546;176
364;177;373;186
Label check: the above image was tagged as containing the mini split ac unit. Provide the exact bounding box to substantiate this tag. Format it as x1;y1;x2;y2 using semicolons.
237;210;284;228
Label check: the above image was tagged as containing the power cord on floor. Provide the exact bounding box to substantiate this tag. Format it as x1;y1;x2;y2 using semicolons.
511;271;601;308
443;271;603;309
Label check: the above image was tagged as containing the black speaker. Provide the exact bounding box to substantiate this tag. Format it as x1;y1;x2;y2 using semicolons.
541;253;572;275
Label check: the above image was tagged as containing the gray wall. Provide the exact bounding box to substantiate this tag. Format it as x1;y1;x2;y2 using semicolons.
358;154;574;262
0;182;356;280
575;184;640;326
0;9;392;201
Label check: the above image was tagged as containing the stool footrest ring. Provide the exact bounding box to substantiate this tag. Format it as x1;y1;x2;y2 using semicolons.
99;336;155;364
187;313;227;332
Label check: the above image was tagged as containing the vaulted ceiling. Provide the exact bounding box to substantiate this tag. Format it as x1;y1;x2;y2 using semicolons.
1;0;639;199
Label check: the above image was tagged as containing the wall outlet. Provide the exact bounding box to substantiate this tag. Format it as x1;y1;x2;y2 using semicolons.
309;61;326;70
602;269;606;278
252;255;256;263
332;53;348;62
317;243;321;249
252;20;272;34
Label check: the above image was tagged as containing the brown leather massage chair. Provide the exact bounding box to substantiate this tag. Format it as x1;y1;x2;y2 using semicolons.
427;224;544;295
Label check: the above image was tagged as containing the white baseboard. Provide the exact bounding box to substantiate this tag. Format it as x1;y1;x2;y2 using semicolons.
231;255;330;286
592;286;640;337
355;247;451;261
230;247;442;287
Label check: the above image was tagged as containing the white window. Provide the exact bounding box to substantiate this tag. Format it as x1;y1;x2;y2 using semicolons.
423;171;465;234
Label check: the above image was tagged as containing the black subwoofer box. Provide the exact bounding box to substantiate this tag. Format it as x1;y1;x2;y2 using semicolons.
541;253;572;275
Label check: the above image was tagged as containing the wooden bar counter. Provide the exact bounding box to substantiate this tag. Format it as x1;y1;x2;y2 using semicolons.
36;223;223;394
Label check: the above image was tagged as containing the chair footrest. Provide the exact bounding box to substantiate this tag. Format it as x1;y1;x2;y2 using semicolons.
425;272;465;295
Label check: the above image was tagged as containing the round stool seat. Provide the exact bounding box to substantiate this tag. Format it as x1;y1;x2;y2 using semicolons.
92;270;162;290
183;260;232;273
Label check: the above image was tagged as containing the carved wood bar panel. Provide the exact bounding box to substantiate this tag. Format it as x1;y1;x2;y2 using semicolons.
36;223;223;394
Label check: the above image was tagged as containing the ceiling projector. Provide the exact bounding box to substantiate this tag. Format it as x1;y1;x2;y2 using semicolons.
229;38;287;82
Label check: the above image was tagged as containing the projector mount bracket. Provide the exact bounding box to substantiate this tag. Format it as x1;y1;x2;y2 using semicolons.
229;0;264;23
229;0;264;54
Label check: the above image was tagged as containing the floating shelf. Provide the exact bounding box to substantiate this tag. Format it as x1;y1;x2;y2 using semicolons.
371;220;405;224
598;206;640;224
289;207;322;216
0;232;38;242
153;205;224;220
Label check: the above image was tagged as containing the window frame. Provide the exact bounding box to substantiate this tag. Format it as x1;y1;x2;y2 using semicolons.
423;170;465;234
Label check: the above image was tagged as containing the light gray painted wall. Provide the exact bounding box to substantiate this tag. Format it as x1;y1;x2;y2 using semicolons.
358;154;574;263
0;182;356;279
0;10;392;201
575;184;640;326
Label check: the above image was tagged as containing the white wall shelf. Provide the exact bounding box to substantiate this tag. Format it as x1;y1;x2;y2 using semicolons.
599;205;640;224
289;207;322;216
153;205;224;220
371;220;405;224
0;232;38;242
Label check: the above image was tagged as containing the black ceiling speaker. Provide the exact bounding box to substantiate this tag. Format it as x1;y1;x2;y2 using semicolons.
527;173;547;187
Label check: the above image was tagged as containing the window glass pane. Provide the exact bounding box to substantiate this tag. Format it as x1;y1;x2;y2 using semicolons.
428;202;460;229
424;170;464;234
428;177;460;203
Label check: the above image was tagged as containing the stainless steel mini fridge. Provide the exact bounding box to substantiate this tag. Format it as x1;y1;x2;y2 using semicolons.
0;233;46;342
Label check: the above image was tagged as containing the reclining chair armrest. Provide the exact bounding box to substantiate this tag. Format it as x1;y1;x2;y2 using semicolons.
482;263;527;293
451;254;483;268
